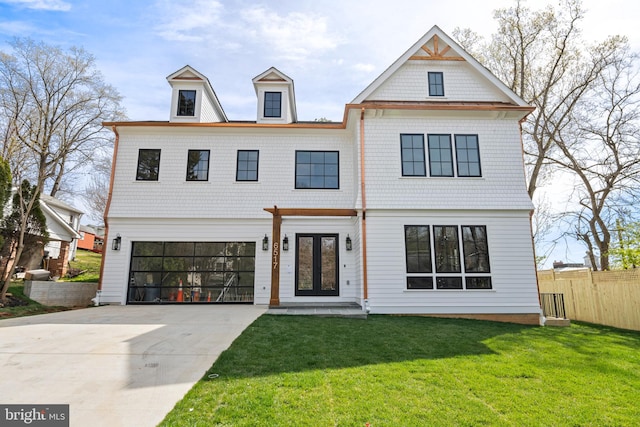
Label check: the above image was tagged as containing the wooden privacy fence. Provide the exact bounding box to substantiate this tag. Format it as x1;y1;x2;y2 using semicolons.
537;268;640;331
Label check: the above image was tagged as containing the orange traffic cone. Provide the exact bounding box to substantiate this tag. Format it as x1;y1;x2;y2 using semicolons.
177;279;184;302
207;291;211;302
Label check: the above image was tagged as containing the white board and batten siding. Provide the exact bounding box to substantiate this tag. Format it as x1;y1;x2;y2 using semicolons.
364;210;540;315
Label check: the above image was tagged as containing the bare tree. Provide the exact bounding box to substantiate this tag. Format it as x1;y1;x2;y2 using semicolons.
454;0;638;268
81;152;112;224
552;46;640;270
0;38;125;300
455;0;628;199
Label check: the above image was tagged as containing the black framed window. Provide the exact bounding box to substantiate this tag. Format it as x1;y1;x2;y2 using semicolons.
428;134;453;177
462;226;490;273
136;149;161;181
295;151;339;189
177;90;196;116
407;277;434;289
436;277;463;289
405;226;431;273
428;72;444;96
434;226;461;273
456;135;481;177
236;150;259;181
404;224;491;290
186;150;210;181
264;92;282;118
401;134;426;176
466;277;492;289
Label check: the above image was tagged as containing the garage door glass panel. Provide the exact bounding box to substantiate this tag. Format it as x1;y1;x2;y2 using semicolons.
128;241;255;304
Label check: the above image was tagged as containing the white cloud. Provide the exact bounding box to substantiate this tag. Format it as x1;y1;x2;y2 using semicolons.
240;7;342;61
2;0;71;11
0;20;37;35
154;0;224;42
352;63;376;73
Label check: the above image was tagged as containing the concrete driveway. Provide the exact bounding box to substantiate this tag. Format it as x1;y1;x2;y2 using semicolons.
0;305;266;426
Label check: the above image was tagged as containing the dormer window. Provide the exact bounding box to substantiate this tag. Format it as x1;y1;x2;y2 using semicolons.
428;72;444;96
264;92;282;117
177;90;196;116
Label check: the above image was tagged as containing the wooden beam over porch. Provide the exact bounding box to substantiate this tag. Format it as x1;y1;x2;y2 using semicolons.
264;207;358;217
264;206;359;306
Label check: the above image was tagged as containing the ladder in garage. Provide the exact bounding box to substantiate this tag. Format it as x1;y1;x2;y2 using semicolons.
216;274;237;302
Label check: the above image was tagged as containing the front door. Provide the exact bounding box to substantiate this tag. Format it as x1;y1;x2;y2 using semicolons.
295;234;339;296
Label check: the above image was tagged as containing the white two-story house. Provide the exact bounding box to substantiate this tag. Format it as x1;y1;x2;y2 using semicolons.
101;26;541;324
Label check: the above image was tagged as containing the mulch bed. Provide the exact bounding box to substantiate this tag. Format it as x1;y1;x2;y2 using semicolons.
0;294;29;308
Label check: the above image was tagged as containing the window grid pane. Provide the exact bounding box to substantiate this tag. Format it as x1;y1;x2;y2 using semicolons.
129;242;256;303
177;90;196;116
400;134;426;176
236;150;259;181
295;151;339;189
428;134;453;177
136;149;161;181
407;277;433;289
428;72;444;96
462;226;490;273
434;225;461;273
456;135;481;177
404;225;432;273
264;92;281;117
186;150;210;181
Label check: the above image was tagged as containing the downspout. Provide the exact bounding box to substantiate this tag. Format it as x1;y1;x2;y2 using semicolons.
97;125;120;293
359;107;369;308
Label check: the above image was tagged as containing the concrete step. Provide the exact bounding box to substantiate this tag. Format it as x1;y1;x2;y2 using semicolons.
267;303;367;319
544;317;571;327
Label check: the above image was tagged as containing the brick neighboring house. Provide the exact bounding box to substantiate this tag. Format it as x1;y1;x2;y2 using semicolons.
100;26;541;324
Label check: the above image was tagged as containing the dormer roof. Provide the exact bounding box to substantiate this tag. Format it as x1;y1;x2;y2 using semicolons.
351;25;529;107
167;65;228;122
252;67;297;123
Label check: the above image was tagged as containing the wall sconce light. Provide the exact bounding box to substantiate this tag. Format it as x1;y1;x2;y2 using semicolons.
283;235;289;251
262;234;269;251
112;233;121;251
346;234;352;251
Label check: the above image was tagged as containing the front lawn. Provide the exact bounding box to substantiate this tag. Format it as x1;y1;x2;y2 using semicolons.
160;315;640;426
65;249;101;282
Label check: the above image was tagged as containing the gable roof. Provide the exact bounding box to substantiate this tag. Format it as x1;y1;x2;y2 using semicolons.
252;67;298;122
40;196;82;241
167;65;228;122
351;25;528;107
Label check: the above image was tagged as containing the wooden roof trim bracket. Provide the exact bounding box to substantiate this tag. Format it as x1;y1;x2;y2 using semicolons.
410;35;465;61
264;206;358;306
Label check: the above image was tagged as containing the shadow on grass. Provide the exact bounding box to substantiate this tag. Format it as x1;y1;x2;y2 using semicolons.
205;314;535;379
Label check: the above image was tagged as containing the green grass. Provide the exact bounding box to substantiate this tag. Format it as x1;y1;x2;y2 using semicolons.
0;282;69;319
65;249;102;282
160;315;640;426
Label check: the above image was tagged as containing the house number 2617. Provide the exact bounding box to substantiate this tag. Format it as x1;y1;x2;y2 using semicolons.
272;242;279;270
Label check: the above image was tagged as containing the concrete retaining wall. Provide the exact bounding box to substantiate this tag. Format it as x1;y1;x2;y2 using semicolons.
24;281;98;307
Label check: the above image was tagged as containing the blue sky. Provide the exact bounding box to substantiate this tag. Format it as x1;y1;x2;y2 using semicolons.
1;0;638;266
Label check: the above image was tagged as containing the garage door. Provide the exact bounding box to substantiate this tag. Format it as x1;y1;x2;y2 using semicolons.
127;241;255;304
